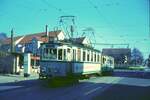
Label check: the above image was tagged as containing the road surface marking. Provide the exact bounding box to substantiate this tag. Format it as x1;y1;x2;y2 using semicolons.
82;84;97;88
84;86;102;95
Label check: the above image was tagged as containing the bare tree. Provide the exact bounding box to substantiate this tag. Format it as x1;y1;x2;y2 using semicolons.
130;48;144;66
147;54;150;68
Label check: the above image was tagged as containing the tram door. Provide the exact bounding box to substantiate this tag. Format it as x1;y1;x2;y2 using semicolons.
67;48;72;61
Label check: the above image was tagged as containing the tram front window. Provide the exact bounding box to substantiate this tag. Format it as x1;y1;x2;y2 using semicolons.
49;48;57;59
103;57;106;64
107;59;113;65
58;49;62;60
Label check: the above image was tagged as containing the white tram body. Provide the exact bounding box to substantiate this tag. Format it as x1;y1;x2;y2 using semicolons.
40;40;114;77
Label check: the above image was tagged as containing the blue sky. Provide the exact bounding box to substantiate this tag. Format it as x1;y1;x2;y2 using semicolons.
0;0;149;58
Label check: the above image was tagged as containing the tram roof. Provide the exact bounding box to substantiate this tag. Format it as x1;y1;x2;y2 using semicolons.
41;40;101;53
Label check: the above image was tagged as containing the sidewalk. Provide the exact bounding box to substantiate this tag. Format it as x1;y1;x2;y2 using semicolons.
0;74;39;84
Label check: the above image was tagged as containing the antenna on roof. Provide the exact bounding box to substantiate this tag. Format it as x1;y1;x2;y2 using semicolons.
82;27;96;47
59;15;76;39
54;26;59;40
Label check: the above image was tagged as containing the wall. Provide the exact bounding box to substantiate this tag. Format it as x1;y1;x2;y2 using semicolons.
0;55;15;73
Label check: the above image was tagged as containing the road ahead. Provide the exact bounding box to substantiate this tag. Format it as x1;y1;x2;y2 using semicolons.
0;76;115;100
0;74;150;100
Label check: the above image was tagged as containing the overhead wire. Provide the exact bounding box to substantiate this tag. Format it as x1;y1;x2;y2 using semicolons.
86;0;133;48
86;0;113;47
40;0;77;38
87;0;117;33
40;0;67;15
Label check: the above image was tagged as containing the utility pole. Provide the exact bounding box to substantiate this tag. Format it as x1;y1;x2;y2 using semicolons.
45;25;49;42
10;28;16;74
11;28;14;53
45;25;49;37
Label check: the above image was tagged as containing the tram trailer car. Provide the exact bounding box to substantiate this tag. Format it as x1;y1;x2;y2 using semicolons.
39;41;114;78
102;55;114;68
101;55;114;74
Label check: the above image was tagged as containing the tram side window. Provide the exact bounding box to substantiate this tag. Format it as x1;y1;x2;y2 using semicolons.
73;49;76;61
67;48;72;61
94;53;96;62
97;54;99;62
67;48;71;53
83;51;86;61
99;55;101;62
58;49;62;60
87;51;90;61
64;49;66;60
91;52;93;62
49;48;57;59
77;48;81;61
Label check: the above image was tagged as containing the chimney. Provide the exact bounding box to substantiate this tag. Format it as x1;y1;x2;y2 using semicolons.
45;25;49;37
11;28;14;53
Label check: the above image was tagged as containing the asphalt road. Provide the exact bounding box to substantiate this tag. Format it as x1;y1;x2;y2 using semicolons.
94;84;150;100
0;71;150;100
0;76;115;100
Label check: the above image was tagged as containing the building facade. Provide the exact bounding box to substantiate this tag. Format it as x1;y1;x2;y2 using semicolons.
102;48;131;68
0;30;65;74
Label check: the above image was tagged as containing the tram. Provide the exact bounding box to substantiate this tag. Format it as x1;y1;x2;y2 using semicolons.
39;37;114;78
